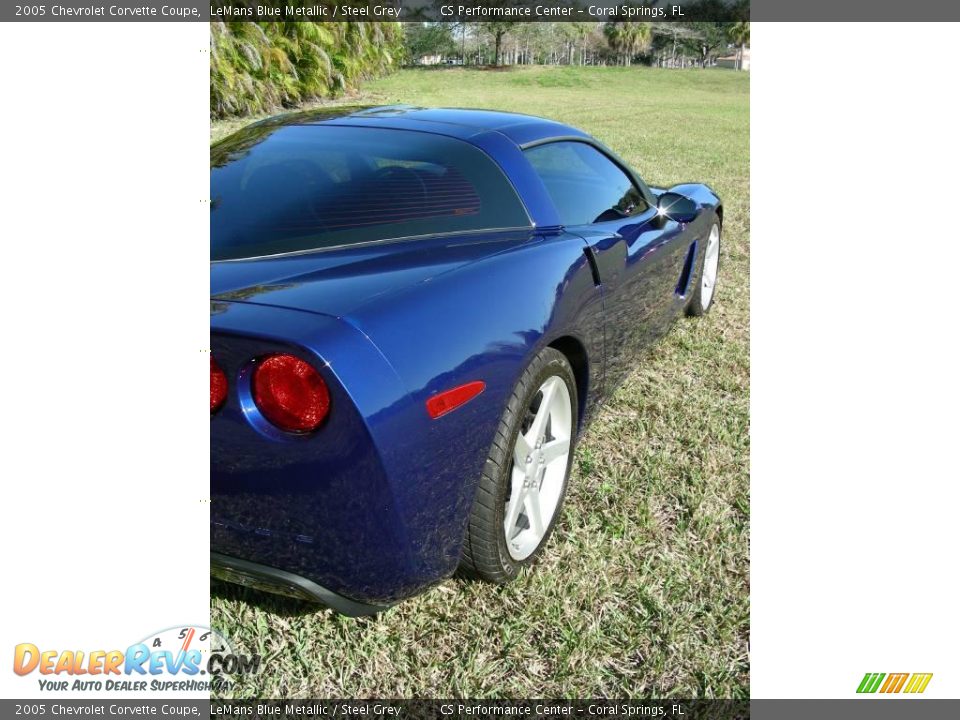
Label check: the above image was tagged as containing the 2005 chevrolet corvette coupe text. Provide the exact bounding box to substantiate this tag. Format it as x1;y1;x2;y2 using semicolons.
210;106;722;615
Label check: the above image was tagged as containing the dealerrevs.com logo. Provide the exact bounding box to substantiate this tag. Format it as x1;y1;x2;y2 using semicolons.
13;626;260;693
857;672;933;694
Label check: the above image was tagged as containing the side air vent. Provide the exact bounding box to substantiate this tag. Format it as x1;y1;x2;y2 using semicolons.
583;247;602;287
675;241;698;297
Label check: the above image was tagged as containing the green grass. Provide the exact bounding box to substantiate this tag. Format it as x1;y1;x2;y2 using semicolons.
210;65;750;699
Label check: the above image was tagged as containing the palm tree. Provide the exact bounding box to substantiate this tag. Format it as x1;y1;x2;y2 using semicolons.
209;21;404;119
604;21;652;66
728;21;750;71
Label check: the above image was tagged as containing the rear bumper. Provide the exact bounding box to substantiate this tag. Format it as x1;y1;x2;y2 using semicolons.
211;553;391;617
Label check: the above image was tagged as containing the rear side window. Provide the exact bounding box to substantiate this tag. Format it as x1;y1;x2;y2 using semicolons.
524;141;648;226
211;125;530;261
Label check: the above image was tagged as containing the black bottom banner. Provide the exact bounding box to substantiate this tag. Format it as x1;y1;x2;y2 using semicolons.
3;699;959;719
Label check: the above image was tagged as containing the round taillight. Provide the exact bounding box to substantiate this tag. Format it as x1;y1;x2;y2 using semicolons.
211;356;227;413
252;354;330;433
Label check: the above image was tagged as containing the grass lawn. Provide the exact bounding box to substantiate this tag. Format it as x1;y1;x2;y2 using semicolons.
210;65;750;698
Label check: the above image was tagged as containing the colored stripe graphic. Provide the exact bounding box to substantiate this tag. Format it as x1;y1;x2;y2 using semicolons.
857;672;933;694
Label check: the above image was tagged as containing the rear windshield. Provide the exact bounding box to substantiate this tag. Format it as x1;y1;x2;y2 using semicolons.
211;125;530;261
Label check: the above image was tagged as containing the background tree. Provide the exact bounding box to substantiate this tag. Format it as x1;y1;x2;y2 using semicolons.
728;21;750;70
604;21;652;66
404;23;456;65
651;23;701;67
684;22;729;67
481;21;520;66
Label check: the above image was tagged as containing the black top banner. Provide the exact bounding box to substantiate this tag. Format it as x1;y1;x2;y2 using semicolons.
6;0;960;21
208;0;747;22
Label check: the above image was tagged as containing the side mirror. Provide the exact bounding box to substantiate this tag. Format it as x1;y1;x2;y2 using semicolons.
657;192;699;224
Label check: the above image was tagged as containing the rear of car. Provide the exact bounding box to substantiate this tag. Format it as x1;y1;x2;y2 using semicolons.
210;302;421;614
209;114;538;613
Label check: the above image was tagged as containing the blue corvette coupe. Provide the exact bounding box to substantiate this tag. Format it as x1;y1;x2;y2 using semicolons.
210;106;722;615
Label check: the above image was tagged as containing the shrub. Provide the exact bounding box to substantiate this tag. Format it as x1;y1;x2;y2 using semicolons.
210;21;404;119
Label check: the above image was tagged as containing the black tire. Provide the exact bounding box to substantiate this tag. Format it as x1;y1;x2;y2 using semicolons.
460;347;578;583
686;219;722;317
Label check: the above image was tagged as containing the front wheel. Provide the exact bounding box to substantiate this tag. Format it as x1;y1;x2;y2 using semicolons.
459;347;578;583
686;220;721;316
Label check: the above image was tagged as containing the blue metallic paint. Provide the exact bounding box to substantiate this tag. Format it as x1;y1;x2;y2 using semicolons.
211;107;721;606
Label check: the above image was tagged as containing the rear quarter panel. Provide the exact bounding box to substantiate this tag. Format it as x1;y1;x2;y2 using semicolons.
339;230;604;596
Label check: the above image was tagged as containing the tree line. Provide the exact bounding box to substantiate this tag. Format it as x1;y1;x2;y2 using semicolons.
406;22;750;70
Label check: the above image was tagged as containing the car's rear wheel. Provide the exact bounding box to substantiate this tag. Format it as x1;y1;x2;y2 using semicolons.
460;347;578;583
687;220;721;316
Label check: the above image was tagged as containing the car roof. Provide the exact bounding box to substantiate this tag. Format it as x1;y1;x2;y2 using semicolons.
246;105;590;147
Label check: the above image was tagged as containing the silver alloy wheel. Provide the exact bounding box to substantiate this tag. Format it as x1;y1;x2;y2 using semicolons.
504;375;572;561
701;224;721;308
